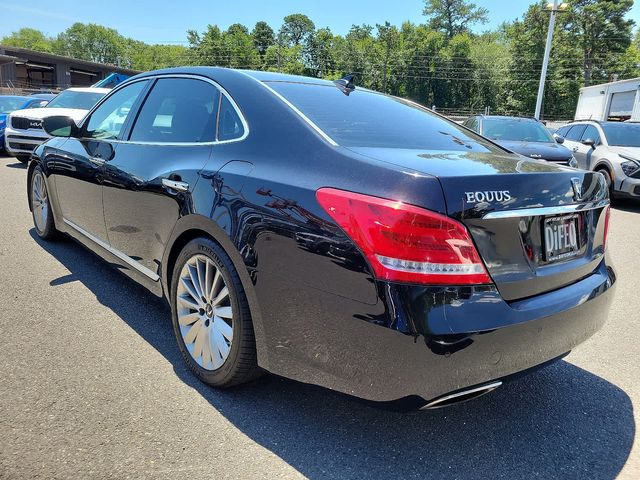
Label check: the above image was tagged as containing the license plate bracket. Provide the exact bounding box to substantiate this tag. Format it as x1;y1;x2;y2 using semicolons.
543;214;581;263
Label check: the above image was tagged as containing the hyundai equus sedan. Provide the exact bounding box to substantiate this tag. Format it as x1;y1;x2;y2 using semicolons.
28;68;615;409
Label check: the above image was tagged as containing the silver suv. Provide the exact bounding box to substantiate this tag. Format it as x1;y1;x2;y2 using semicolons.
556;121;640;200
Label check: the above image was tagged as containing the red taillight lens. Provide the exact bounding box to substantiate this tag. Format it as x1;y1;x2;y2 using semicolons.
603;206;611;251
316;188;492;285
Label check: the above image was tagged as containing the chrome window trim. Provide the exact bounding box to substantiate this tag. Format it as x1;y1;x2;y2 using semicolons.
80;74;249;146
63;218;160;281
482;199;610;219
237;71;338;147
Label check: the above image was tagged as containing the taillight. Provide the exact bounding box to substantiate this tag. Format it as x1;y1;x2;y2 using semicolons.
603;206;611;251
316;188;492;285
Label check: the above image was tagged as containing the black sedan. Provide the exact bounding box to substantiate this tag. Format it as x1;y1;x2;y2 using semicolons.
463;115;578;167
28;68;615;409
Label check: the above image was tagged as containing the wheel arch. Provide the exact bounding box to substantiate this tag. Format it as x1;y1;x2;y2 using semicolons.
593;160;614;176
26;160;37;212
162;214;270;369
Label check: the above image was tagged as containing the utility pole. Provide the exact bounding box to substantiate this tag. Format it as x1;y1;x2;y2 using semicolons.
534;1;568;120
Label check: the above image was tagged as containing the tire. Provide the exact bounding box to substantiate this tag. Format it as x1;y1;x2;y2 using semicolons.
17;154;31;163
170;237;260;387
596;167;615;202
30;166;58;240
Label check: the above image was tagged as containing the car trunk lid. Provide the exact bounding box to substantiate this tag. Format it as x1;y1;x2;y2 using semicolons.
349;148;610;301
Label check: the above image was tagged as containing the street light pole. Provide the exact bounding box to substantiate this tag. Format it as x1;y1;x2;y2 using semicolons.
534;0;561;120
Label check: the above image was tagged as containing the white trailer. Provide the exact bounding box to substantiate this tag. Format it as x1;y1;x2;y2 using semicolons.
575;77;640;122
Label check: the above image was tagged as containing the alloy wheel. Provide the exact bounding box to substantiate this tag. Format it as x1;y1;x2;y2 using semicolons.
176;255;234;370
32;171;49;233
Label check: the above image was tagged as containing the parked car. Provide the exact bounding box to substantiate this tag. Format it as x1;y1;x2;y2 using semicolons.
463;115;578;167
0;95;53;151
28;68;614;409
4;87;109;161
556;120;640;200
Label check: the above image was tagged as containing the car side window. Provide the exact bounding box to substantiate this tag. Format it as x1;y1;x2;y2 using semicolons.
556;126;570;137
85;81;148;140
217;94;245;141
129;78;219;143
581;125;601;145
465;117;478;132
565;125;587;141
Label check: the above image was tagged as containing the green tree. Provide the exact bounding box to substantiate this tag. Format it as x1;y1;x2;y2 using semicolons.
279;14;315;46
1;28;53;52
306;28;337;77
53;23;125;65
376;22;400;92
422;0;488;38
252;21;275;56
568;0;635;85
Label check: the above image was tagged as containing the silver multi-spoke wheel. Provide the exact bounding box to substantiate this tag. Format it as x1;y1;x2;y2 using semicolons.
32;171;49;233
176;255;234;370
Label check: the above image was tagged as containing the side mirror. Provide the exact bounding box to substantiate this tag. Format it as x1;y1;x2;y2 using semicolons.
582;138;596;149
43;116;79;138
553;133;565;144
38;101;49;107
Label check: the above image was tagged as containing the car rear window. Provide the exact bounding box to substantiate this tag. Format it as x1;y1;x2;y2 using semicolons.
267;82;503;153
482;118;553;143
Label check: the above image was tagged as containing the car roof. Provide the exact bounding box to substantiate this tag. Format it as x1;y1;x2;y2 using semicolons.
130;66;337;87
0;95;32;101
478;115;538;122
63;87;111;93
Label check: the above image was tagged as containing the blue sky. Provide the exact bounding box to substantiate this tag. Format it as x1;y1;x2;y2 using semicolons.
1;0;639;44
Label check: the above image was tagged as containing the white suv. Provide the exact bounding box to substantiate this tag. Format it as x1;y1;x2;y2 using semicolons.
556;120;640;200
4;87;109;162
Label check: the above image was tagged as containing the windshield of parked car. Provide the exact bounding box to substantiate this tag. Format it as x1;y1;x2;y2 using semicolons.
46;90;106;110
482;118;554;143
267;82;505;153
602;123;640;147
0;97;29;114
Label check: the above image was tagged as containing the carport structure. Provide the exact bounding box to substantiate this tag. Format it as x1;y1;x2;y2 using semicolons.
0;45;138;93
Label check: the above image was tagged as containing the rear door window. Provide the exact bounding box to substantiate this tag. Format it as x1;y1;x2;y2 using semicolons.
581;125;601;145
129;78;219;143
217;95;245;141
565;125;587;141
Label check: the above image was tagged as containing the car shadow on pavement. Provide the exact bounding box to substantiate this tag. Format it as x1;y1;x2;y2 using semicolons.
3;160;27;169
31;229;635;480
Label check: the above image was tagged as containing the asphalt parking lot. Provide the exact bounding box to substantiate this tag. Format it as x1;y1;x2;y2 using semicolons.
0;154;638;480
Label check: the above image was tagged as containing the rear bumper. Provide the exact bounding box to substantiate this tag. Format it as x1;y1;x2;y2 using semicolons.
267;259;616;404
4;126;49;156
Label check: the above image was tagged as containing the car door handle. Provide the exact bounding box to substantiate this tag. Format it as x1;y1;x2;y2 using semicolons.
89;157;106;166
572;147;578;152
162;178;189;192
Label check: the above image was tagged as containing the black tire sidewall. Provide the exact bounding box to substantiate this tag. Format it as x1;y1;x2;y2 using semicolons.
31;166;56;239
598;168;615;200
170;238;248;386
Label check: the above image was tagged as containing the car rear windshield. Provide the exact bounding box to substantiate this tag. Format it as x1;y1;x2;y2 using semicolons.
267;82;503;153
602;123;640;147
482;118;554;143
47;90;106;110
0;97;28;114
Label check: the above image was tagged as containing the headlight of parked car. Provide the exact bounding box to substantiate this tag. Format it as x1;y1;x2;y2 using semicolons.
620;156;640;177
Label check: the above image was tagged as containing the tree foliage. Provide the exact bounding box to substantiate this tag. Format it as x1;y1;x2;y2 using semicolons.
423;0;489;38
2;2;638;120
